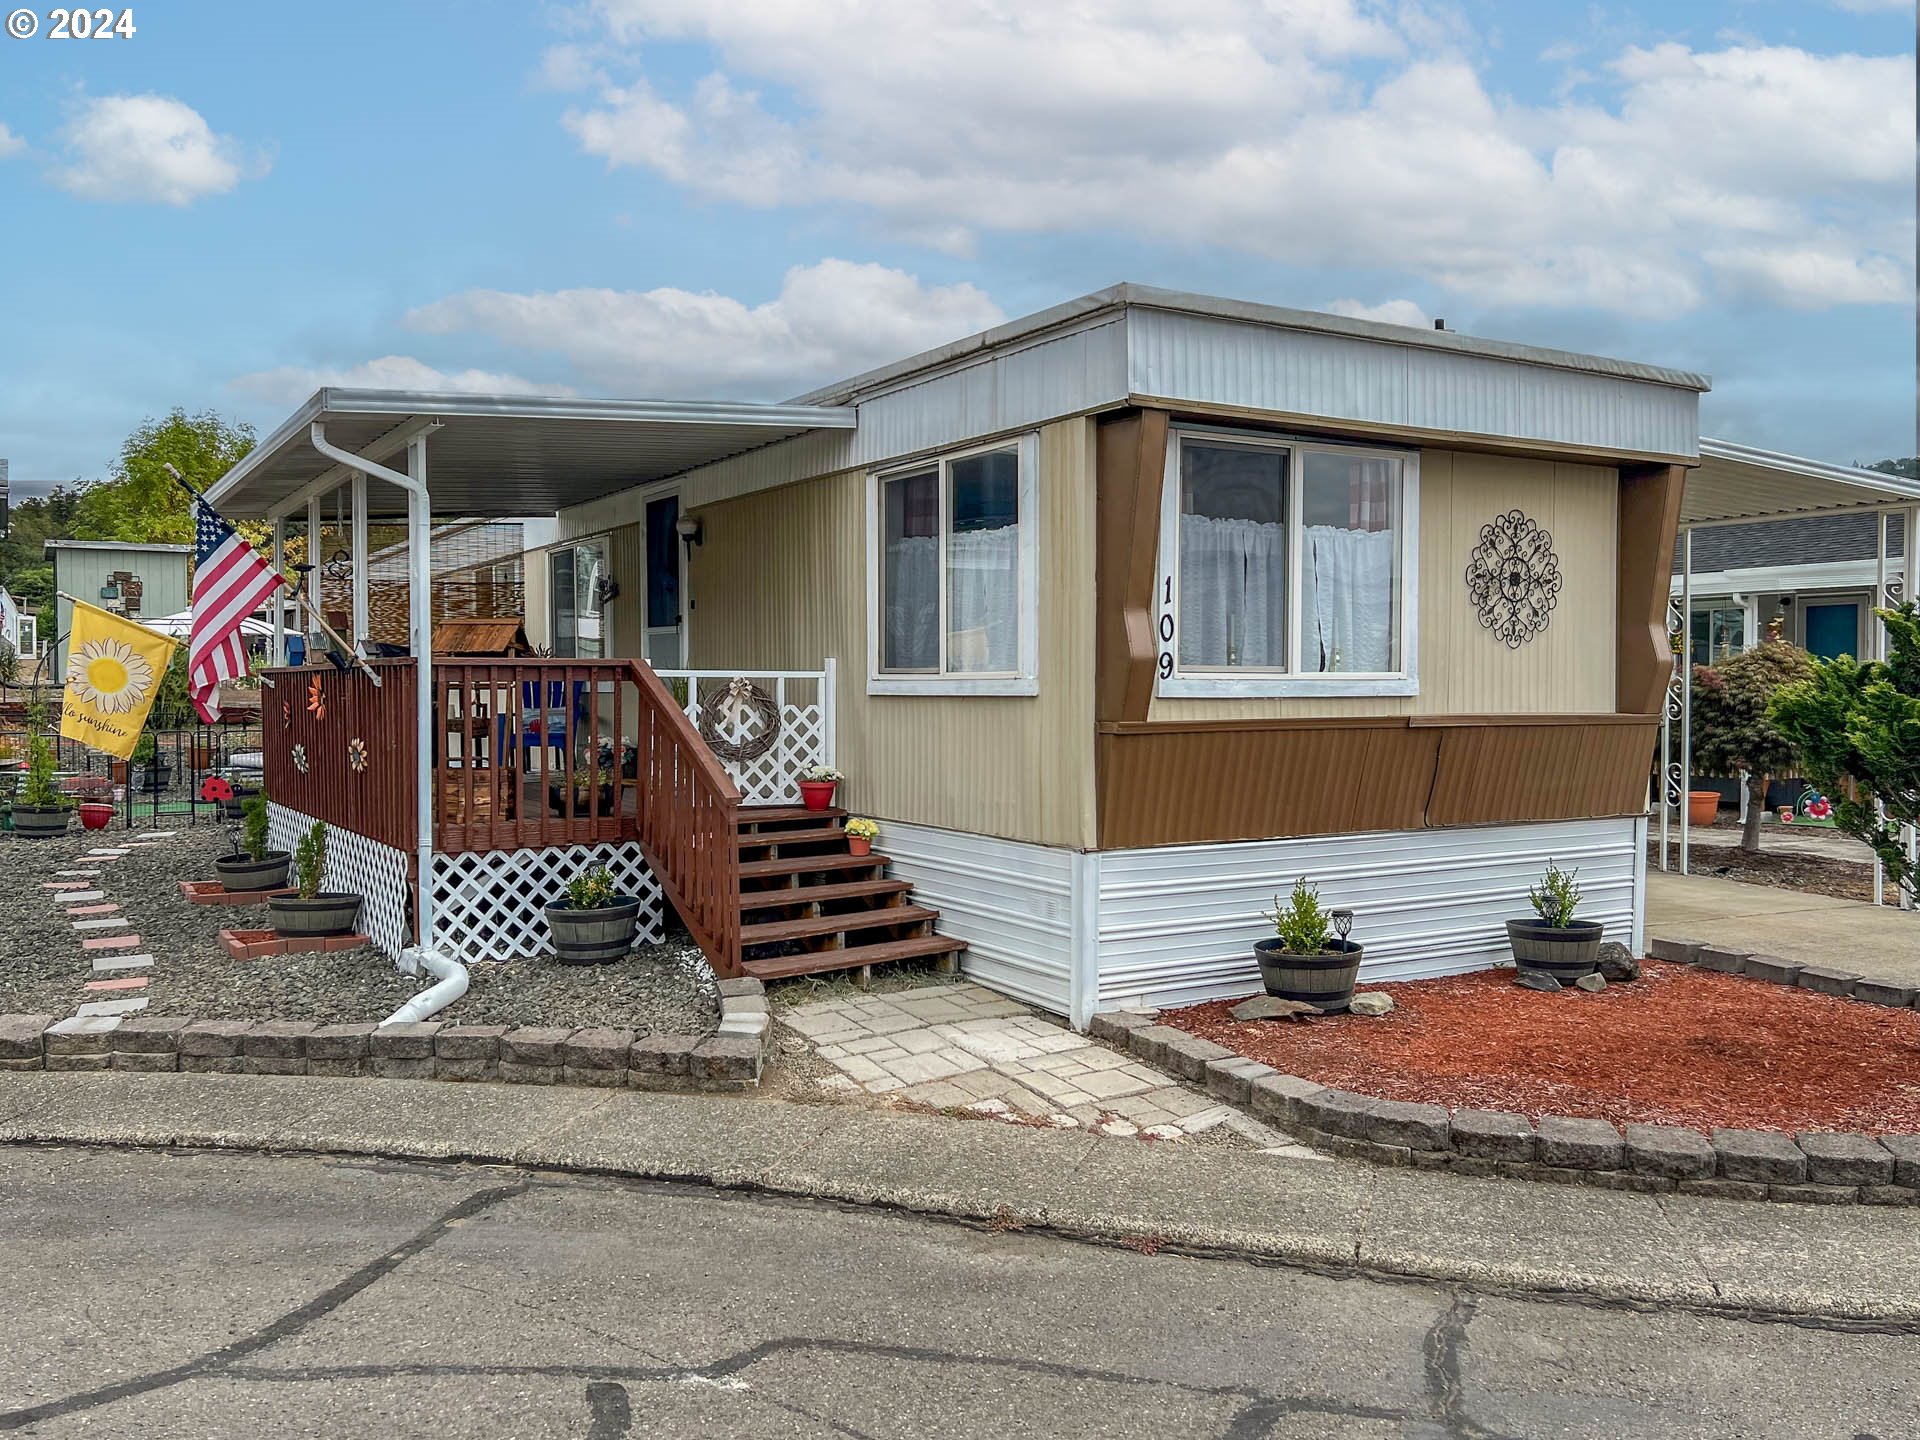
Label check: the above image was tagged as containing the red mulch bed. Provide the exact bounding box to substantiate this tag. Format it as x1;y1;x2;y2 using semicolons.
1170;963;1920;1135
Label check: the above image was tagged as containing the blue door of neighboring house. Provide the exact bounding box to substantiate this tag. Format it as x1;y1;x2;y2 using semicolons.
1803;602;1860;661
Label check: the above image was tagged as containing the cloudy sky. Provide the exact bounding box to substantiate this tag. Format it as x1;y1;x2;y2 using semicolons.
0;0;1913;495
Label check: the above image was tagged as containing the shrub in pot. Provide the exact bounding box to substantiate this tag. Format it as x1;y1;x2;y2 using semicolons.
545;864;641;964
268;822;361;937
0;740;17;773
1506;859;1604;983
215;790;291;892
844;816;878;857
13;724;70;840
1253;878;1363;1013
797;763;842;812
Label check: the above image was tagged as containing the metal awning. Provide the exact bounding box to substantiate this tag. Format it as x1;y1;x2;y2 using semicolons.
205;388;858;520
1685;439;1920;526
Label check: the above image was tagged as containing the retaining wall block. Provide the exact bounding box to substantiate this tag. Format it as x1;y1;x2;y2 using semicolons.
110;1051;178;1073
1741;956;1803;987
629;1034;698;1079
1159;1034;1236;1083
1766;1183;1859;1205
179;1019;250;1058
369;1022;442;1060
1536;1116;1624;1170
1246;1073;1325;1126
1713;1128;1807;1184
690;1035;762;1086
1677;1177;1770;1201
1860;1185;1920;1206
1881;1135;1920;1189
112;1016;188;1054
716;977;765;999
306;1023;376;1061
1300;1088;1379;1140
45;1016;122;1056
435;1025;508;1060
1647;938;1704;965
1088;1010;1156;1045
1127;1025;1187;1070
0;1015;54;1064
1797;966;1861;998
1795;1132;1895;1187
1623;1123;1716;1179
1853;980;1919;1009
1449;1109;1537;1163
1695;947;1749;975
498;1061;560;1085
500;1027;572;1067
1203;1056;1274;1106
1361;1099;1451;1151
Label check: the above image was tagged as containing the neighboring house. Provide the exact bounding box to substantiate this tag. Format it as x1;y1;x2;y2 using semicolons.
1674;510;1908;663
205;284;1920;1022
43;540;190;678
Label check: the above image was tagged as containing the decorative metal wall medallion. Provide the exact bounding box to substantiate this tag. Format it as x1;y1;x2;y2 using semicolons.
1465;509;1563;648
291;743;309;775
697;676;782;764
347;737;369;774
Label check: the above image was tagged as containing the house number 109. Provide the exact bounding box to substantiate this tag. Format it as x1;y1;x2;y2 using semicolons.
1158;576;1175;679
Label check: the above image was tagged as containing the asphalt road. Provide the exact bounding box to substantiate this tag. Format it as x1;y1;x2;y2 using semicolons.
0;1146;1913;1439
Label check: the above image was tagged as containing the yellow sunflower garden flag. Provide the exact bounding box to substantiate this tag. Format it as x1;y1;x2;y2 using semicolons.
60;600;180;761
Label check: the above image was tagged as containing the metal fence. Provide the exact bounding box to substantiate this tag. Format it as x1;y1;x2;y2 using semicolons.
0;718;264;833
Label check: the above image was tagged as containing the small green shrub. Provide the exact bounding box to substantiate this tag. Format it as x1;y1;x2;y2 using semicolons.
21;728;62;810
1528;860;1583;928
293;821;327;900
564;865;617;910
241;791;270;861
1264;877;1331;954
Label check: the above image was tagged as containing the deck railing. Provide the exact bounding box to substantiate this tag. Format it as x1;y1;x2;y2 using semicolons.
262;659;418;852
655;663;836;805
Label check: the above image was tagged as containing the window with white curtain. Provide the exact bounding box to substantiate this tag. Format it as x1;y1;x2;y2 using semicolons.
870;435;1038;695
1159;429;1417;697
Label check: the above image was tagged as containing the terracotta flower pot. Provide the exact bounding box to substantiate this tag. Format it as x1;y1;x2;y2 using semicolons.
77;802;115;831
798;779;838;812
1686;790;1720;826
847;835;873;857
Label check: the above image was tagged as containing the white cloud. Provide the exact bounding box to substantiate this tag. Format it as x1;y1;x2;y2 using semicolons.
1827;0;1912;12
0;123;24;159
1703;244;1913;309
405;259;1005;396
549;4;1914;315
1325;298;1433;328
55;94;263;205
230;356;571;407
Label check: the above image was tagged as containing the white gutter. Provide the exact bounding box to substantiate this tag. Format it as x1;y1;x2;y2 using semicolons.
307;421;467;1023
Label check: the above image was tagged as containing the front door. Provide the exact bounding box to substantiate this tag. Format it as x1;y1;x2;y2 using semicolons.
1803;601;1861;661
643;494;684;667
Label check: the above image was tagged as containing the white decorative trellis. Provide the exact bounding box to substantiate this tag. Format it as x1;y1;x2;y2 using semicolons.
268;803;414;959
429;843;665;964
661;664;835;805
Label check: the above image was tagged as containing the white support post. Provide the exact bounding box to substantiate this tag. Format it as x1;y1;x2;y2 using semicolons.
1873;509;1890;905
821;656;838;769
408;436;436;952
350;471;369;648
270;519;286;666
1631;813;1649;956
1680;525;1693;876
306;495;323;648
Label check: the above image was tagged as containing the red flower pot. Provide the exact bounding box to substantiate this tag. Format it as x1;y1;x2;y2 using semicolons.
846;835;872;857
78;802;115;831
798;779;838;812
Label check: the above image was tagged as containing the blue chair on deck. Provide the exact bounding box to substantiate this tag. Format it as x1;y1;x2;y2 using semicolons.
499;680;587;766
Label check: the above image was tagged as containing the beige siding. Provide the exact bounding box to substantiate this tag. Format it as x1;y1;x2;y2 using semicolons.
1148;448;1618;720
684;419;1097;849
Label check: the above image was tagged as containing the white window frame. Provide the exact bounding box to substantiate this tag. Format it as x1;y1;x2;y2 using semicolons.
549;533;613;660
866;432;1040;697
1155;425;1420;699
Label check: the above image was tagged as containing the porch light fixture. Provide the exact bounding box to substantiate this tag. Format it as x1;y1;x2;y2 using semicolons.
675;514;704;547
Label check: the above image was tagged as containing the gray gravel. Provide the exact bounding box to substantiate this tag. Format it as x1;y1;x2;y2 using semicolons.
0;826;718;1034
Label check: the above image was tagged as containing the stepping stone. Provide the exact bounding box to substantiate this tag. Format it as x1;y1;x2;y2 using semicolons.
43;882;89;891
91;954;153;973
72;918;132;931
82;935;141;952
65;904;121;917
77;997;148;1018
85;848;130;855
48;1015;121;1036
143;831;177;838
84;976;148;992
54;869;101;877
54;891;107;903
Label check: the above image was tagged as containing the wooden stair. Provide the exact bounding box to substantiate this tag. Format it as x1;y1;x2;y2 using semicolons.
733;804;966;983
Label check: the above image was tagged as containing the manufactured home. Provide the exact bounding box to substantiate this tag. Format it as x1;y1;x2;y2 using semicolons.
205;284;1920;1023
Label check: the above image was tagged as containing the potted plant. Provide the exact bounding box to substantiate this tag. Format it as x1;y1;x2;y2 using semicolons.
77;799;115;831
215;790;292;892
0;740;17;773
13;722;70;840
131;733;169;795
1506;859;1604;983
267;822;362;937
545;864;642;964
548;759;616;818
1253;878;1363;1013
797;763;843;812
844;816;879;857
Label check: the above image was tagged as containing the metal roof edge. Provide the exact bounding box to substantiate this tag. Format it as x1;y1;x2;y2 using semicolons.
44;539;192;554
1698;438;1920;500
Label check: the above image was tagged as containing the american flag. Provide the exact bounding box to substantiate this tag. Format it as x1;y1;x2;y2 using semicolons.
190;498;285;723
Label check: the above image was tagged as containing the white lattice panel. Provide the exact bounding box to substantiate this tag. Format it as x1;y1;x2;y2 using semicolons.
684;695;825;805
268;803;414;959
429;843;665;964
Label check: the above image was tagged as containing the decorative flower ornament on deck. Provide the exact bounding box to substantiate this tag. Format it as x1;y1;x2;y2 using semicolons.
306;674;326;720
347;737;368;774
291;743;309;774
697;675;781;764
1465;509;1562;648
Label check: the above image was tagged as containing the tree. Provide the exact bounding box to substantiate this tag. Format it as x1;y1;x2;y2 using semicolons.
1689;625;1816;852
1771;600;1920;904
1865;457;1919;481
69;408;255;545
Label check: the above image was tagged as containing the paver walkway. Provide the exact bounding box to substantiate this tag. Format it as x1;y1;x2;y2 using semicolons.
50;865;149;1020
1648;870;1920;989
782;983;1287;1145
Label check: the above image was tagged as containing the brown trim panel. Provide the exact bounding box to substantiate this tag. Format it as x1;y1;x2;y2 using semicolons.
1094;408;1169;724
1616;462;1687;715
1425;719;1659;827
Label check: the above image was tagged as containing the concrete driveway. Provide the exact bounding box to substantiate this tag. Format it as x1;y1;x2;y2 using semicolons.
1647;869;1920;988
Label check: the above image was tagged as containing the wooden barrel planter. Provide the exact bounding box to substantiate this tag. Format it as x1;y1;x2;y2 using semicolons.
215;851;292;892
12;807;71;840
268;893;362;938
545;897;643;964
1506;919;1604;983
1254;938;1365;1013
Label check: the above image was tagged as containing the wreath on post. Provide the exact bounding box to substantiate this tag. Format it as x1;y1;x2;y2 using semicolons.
697;676;782;763
1465;509;1563;648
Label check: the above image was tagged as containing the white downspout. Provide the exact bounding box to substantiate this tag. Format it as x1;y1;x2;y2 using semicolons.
1680;525;1693;877
270;519;286;666
307;422;467;1023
